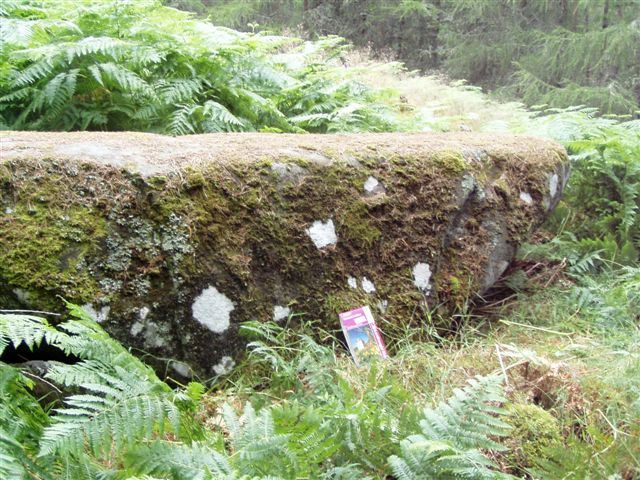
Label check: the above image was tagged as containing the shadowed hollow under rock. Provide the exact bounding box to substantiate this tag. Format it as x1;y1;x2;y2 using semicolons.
0;131;569;379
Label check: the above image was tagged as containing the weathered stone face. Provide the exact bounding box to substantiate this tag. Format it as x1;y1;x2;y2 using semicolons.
0;131;569;378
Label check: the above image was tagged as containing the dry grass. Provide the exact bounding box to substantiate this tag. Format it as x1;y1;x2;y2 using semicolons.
335;48;535;133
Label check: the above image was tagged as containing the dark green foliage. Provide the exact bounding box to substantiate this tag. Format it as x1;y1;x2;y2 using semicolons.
524;109;640;272
0;309;512;479
203;0;640;115
528;430;640;479
443;0;640;114
567;123;640;252
0;365;52;479
0;0;396;134
388;374;513;479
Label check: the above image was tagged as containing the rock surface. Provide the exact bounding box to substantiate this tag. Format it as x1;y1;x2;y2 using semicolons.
0;131;568;378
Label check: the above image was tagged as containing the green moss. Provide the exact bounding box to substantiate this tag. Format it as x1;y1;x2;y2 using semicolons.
432;151;467;174
0;204;106;307
504;403;563;471
324;289;372;318
338;201;382;248
147;175;168;190
184;167;206;190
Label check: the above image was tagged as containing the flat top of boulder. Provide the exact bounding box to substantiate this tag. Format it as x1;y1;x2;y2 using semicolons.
1;131;565;176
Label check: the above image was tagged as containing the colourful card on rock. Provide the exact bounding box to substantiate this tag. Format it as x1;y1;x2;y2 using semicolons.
339;306;388;366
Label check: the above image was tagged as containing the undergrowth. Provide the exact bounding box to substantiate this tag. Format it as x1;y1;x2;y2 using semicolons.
1;306;516;479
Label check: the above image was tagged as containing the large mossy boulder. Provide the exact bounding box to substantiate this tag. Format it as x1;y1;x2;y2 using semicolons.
1;131;568;378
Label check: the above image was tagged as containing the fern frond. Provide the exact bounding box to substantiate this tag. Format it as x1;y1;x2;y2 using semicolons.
98;62;150;93
11;58;55;87
168;104;196;135
63;36;127;63
125;441;235;479
0;314;67;356
200;99;245;132
39;366;179;458
388;374;512;479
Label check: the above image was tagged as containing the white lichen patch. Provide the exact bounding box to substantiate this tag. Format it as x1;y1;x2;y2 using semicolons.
171;361;193;378
82;304;110;323
130;321;144;336
363;176;386;196
273;305;291;322
412;262;432;293
212;356;235;375
361;276;376;293
549;173;559;198
192;286;235;333
306;219;337;249
347;276;358;289
364;176;379;192
143;321;167;348
139;306;150;320
519;191;533;205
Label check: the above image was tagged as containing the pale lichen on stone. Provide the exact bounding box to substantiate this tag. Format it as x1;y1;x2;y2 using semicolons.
143;321;168;348
364;176;379;192
363;176;385;195
212;356;235;375
171;361;193;378
192;286;234;333
519;191;533;204
273;305;291;322
81;304;110;323
361;276;376;293
130;321;144;336
549;173;559;198
412;262;432;293
306;219;337;249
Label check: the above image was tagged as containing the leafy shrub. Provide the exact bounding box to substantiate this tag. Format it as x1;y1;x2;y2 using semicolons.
0;0;397;134
523;110;640;273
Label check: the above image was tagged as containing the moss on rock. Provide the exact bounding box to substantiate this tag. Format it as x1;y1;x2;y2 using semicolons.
0;131;569;377
504;402;563;472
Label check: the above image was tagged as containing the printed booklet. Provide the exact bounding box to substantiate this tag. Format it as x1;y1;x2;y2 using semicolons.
339;306;388;366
